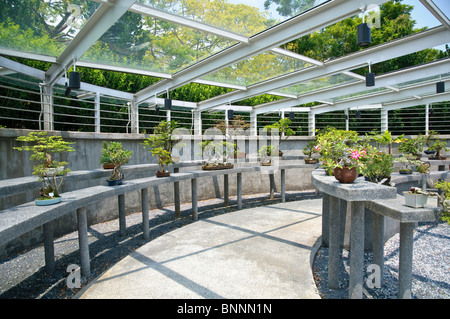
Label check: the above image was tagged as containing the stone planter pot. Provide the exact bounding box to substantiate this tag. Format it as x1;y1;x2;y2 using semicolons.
403;191;428;208
333;166;358;183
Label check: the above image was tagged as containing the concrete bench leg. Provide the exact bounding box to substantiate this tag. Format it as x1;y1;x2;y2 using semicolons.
321;193;330;247
399;222;414;299
174;167;180;218
77;207;90;278
237;173;242;210
118;194;126;236
224;174;229;207
328;195;340;289
349;201;365;299
191;178;198;221
373;213;385;287
141;188;149;241
269;173;275;200
43;221;55;274
281;169;286;203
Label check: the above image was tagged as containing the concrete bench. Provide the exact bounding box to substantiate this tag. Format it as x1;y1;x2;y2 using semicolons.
365;195;442;299
0;163;318;278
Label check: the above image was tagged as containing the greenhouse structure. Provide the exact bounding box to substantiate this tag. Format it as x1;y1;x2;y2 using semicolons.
0;0;450;301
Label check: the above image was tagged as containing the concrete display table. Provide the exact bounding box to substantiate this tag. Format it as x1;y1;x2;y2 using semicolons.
311;169;397;299
365;196;442;299
0;163;317;277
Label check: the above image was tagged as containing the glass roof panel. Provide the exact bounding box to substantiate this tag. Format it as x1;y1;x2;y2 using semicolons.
431;0;450;20
0;0;100;57
276;73;360;97
80;11;237;74
200;50;312;87
135;0;329;37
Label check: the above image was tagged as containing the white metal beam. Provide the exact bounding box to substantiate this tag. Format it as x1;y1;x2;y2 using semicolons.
254;58;450;114
45;0;136;86
419;0;450;30
200;26;450;112
129;3;250;44
311;79;449;114
134;0;391;104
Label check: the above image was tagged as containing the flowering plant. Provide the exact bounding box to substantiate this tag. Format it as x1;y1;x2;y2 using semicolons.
332;140;367;169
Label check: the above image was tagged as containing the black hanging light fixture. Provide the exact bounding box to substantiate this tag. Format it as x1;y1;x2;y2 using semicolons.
357;10;371;47
436;81;445;94
289;111;295;121
366;62;375;87
68;63;80;89
227;109;234;120
164;89;172;110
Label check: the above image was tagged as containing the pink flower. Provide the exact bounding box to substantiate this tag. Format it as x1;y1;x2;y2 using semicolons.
314;145;321;151
351;150;362;160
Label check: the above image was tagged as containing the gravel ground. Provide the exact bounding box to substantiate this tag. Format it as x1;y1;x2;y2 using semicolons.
0;190;319;299
313;220;450;299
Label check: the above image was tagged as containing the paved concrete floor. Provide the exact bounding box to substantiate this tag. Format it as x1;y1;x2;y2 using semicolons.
76;198;323;299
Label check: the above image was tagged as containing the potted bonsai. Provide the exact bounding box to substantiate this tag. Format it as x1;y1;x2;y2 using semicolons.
303;141;319;164
359;145;394;185
435;180;450;223
258;145;278;166
142;121;178;177
395;155;422;174
14;131;75;205
101;141;132;186
398;135;426;160
200;140;234;170
403;187;437;208
428;139;448;160
263;118;295;157
100;141;115;169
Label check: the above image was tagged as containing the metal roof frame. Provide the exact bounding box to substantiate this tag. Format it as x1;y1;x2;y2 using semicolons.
0;0;448;121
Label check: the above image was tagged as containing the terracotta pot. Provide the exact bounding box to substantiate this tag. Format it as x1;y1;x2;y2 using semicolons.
333;166;358;183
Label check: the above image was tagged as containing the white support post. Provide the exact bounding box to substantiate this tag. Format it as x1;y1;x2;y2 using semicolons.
250;110;257;136
40;84;54;131
308;111;315;136
95;92;100;133
193;110;202;135
130;100;139;134
345;109;349;131
167;109;171;122
380;107;388;133
425;103;429;135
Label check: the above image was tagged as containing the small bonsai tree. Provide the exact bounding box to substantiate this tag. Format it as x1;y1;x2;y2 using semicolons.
14;131;75;199
142;120;179;175
101;141;132;181
263;118;295;155
435;180;450;223
398;135;426;159
258;145;278;165
303;141;319;163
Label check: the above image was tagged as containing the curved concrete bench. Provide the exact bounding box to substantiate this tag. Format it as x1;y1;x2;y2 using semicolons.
0;162;318;277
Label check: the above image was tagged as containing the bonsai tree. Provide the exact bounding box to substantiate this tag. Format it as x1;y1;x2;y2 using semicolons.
303;141;319;163
428;139;448;160
101;141;132;181
395;154;422;174
14;131;75;200
359;145;394;185
435;180;450;223
200;140;235;169
398;135;426;160
142;120;179;175
263;118;295;156
258;145;278;165
372;130;406;154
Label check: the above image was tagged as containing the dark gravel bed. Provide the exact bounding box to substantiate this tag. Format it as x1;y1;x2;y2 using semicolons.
0;190;319;299
312;220;450;299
